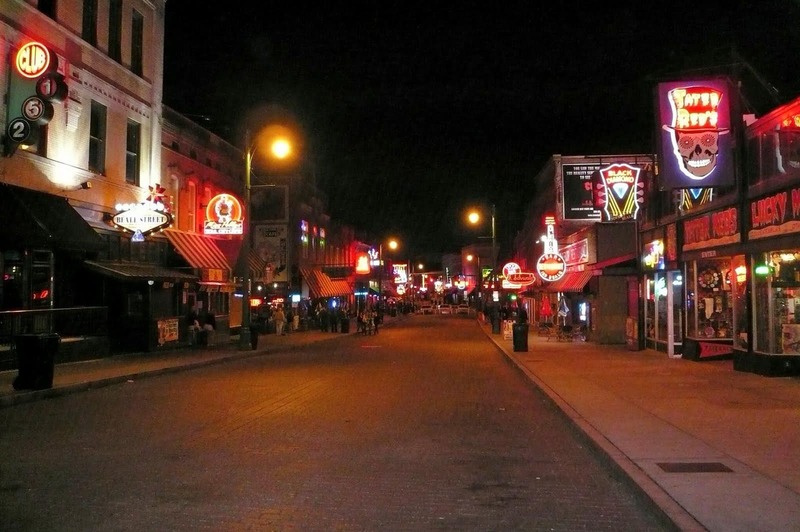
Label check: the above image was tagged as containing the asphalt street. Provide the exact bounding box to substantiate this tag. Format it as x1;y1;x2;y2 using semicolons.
0;315;670;531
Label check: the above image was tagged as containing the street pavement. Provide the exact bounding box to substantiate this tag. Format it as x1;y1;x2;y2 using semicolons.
2;315;799;531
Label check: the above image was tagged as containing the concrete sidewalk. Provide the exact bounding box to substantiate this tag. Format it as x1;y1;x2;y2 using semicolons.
483;323;800;532
2;317;799;531
0;326;350;408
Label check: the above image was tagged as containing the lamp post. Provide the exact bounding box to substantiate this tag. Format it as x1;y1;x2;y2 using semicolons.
239;130;254;350
467;203;497;291
239;129;293;350
377;238;398;309
468;204;498;332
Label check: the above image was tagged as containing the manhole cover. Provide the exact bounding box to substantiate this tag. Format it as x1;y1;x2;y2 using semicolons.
657;462;733;473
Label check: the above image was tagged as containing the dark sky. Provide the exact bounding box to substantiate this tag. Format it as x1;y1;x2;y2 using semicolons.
163;1;800;260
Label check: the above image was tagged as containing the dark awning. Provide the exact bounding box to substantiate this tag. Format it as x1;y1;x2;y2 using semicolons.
0;183;104;252
84;260;198;282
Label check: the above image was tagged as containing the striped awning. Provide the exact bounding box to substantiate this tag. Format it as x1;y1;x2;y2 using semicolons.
544;269;594;293
163;229;231;274
249;251;268;281
300;267;351;298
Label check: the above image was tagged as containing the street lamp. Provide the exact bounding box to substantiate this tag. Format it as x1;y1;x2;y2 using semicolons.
377;238;399;307
467;203;496;292
239;129;293;350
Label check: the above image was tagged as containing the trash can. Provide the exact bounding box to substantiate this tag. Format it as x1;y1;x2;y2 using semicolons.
340;317;350;333
13;333;60;390
512;323;529;352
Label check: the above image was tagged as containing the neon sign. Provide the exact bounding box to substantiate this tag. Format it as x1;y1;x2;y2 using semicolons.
502;262;535;287
598;163;642;220
536;215;566;282
112;201;172;236
204;193;243;235
658;80;734;188
16;41;52;79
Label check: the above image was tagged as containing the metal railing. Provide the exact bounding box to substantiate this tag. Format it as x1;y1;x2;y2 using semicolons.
0;307;108;346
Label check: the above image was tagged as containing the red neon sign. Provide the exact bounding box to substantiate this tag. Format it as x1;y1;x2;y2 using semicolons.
16;42;52;79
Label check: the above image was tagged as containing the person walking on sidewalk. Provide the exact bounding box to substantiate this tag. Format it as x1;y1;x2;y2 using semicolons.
274;305;287;336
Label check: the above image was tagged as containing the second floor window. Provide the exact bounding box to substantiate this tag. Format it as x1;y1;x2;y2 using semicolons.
108;0;122;62
82;0;97;46
125;120;141;184
131;10;143;76
38;0;56;19
89;101;106;174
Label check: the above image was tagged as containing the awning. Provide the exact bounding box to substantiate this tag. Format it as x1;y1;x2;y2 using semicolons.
544;270;595;293
0;183;104;252
249;251;268;281
163;228;231;274
84;260;198;282
300;267;352;298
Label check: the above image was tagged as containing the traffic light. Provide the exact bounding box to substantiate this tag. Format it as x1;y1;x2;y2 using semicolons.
4;41;68;156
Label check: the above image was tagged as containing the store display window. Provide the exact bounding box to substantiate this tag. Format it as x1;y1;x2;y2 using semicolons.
752;251;800;355
686;255;745;344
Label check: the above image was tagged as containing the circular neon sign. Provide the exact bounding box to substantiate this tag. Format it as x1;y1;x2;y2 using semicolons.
16;42;52;79
536;253;566;282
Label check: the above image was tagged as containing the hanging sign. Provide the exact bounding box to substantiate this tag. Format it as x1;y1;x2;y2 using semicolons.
204;193;243;235
597;163;643;220
657;80;735;188
502;262;536;287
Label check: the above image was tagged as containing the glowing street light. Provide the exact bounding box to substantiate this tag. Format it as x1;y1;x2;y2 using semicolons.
239;129;294;350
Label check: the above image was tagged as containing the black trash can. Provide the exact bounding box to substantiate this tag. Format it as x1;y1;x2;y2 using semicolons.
340;318;350;333
512;323;529;352
13;333;60;390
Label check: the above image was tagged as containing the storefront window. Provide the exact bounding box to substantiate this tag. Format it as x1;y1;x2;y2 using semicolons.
753;251;800;354
686;257;742;341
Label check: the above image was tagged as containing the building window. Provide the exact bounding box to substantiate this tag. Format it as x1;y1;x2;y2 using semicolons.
131;9;144;76
89;101;107;174
81;0;97;45
125;120;141;184
108;0;122;62
38;0;56;19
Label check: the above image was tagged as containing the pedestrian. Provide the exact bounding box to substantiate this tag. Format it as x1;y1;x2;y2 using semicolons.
274;305;287;336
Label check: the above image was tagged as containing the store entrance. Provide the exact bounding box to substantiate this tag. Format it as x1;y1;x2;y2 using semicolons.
644;270;683;356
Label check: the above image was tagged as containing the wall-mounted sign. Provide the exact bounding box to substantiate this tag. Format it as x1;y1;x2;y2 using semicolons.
16;41;52;78
393;263;408;284
748;185;800;240
253;224;288;283
642;239;665;270
562;164;602;221
682;207;740;251
355;253;371;274
112;201;172;236
597;163;643;220
657;80;735;188
204;193;243;235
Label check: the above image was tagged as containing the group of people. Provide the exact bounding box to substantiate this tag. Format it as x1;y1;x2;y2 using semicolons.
187;306;217;346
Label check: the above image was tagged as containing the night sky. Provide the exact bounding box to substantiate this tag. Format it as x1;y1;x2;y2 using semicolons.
163;1;800;260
